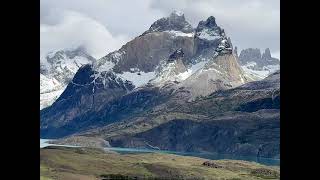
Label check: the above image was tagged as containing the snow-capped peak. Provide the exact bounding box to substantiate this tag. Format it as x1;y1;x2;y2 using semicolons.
40;47;96;109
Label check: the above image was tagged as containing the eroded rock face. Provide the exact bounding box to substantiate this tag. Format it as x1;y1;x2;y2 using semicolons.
180;53;247;98
110;32;195;73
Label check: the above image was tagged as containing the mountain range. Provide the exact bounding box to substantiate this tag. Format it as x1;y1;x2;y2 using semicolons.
40;11;280;159
238;48;279;80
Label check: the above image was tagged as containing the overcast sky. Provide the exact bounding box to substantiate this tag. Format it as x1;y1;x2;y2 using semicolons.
40;0;280;59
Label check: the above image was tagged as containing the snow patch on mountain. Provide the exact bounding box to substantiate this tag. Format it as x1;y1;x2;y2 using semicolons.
40;89;65;110
241;63;279;80
40;74;62;93
117;71;156;88
40;74;66;109
152;62;185;84
97;60;115;72
165;30;194;37
197;29;221;41
57;56;90;74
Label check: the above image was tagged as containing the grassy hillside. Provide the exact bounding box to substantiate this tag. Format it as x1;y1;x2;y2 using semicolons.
40;146;279;180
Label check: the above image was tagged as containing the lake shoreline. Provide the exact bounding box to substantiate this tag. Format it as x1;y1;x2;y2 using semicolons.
40;139;279;166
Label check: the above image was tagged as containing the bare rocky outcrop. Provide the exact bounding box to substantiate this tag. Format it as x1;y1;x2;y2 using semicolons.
109;32;195;73
202;161;222;168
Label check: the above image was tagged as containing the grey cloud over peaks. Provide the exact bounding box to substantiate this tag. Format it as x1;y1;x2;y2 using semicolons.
40;0;279;59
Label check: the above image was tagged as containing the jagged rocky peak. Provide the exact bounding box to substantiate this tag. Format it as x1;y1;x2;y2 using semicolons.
239;48;279;66
262;48;272;59
199;16;217;29
195;16;225;40
194;16;232;55
142;10;194;35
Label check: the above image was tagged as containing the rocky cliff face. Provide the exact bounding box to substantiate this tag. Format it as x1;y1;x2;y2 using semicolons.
40;47;96;109
238;48;279;80
194;16;229;54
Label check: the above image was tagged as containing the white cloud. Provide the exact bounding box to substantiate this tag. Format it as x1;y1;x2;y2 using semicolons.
40;0;279;59
272;50;280;60
40;10;128;59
